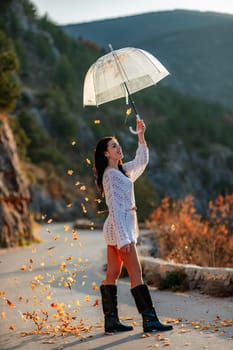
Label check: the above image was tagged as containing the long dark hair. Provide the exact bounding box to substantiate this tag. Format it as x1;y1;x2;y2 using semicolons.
94;136;127;196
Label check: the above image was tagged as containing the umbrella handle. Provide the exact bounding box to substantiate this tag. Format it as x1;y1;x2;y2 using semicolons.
129;114;142;134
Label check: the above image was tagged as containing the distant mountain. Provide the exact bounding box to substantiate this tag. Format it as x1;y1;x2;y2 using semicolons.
63;10;233;109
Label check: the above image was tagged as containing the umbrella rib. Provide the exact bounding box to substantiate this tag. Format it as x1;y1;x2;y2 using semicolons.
109;44;138;114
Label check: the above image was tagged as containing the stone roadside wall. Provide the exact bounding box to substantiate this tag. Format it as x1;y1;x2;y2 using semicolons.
139;255;233;297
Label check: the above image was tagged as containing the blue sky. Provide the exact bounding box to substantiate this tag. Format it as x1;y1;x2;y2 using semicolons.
32;0;233;24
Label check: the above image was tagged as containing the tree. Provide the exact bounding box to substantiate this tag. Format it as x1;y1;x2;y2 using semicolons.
0;31;20;112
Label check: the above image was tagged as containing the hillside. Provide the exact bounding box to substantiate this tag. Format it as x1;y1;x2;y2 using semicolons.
0;0;233;235
63;10;233;109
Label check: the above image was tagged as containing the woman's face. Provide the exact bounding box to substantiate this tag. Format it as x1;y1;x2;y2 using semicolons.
105;138;123;162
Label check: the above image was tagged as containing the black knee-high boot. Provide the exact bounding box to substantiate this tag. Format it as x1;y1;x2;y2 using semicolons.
131;284;173;332
100;285;133;334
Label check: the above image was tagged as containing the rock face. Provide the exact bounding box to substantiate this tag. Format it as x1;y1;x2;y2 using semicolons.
140;256;233;297
0;115;33;247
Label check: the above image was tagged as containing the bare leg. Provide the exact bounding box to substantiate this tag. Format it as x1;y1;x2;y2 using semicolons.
102;245;123;285
118;243;143;288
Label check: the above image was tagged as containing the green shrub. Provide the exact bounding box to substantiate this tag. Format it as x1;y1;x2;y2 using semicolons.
159;269;189;291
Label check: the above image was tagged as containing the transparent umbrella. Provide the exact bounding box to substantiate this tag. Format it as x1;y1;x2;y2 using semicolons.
83;45;170;134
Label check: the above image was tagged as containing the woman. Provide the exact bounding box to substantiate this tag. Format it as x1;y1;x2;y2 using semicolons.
94;119;173;334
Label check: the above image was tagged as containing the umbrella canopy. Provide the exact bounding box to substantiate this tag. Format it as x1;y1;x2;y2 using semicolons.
83;47;170;107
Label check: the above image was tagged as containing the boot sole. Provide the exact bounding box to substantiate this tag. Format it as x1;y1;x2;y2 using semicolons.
143;326;173;332
105;327;134;334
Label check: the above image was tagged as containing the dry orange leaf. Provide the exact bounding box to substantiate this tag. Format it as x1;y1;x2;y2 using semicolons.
20;264;27;271
67;169;74;176
85;295;90;302
60;262;67;271
1;312;6;318
72;231;78;240
141;333;151;338
50;303;58;308
93;299;99;307
6;299;15;308
34;274;44;281
81;203;87;213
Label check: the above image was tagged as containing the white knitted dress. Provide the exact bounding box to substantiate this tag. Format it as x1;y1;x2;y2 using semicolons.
102;142;149;249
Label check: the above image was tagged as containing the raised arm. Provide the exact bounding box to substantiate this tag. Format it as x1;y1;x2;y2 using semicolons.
123;119;149;182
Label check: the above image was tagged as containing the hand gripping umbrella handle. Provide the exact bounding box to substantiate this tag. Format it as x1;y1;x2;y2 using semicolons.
129;114;142;134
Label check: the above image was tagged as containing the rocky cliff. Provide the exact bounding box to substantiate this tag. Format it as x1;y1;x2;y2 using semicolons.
0;115;34;247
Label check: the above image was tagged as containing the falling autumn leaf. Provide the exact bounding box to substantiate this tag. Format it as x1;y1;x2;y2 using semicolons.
67;169;74;176
53;234;60;240
94;119;101;124
85;295;90;302
34;275;44;281
50;303;58;308
92;282;98;291
20;264;27;271
126;108;132;116
48;246;55;251
75;300;81;307
93;299;99;307
72;231;78;240
6;299;15;308
81;203;87;214
59;262;67;272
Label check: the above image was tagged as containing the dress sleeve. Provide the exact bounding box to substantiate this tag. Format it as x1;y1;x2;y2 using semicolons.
123;142;149;182
103;170;131;249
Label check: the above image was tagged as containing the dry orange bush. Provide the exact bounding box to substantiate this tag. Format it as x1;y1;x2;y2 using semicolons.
146;194;233;267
